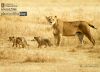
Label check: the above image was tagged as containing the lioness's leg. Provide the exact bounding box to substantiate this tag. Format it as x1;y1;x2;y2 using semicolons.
76;32;84;45
38;44;41;48
53;34;60;46
56;35;60;46
53;28;60;46
84;32;95;46
81;26;95;46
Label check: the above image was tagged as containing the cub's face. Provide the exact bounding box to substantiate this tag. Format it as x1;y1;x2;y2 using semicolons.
9;36;15;41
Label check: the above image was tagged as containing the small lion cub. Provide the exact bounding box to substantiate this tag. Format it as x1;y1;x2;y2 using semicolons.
32;36;52;48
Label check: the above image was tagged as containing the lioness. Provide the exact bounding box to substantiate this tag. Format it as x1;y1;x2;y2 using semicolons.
46;16;96;47
9;36;29;48
33;36;52;48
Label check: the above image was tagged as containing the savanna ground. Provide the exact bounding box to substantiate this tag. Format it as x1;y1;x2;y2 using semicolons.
0;0;100;72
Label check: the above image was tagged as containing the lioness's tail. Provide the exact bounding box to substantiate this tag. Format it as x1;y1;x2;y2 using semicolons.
88;24;97;29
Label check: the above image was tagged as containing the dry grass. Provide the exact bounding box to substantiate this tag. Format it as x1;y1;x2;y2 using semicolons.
0;48;58;64
23;54;57;63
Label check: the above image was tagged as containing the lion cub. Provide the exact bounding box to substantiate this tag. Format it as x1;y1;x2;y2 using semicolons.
9;36;28;48
33;36;52;48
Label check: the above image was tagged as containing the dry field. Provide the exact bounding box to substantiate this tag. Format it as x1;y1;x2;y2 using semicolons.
0;0;100;72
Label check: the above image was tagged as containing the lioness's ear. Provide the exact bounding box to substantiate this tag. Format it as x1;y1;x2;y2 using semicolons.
12;36;14;38
55;16;57;18
45;16;48;18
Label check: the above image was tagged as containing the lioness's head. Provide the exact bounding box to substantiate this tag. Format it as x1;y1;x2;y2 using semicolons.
46;16;57;25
